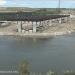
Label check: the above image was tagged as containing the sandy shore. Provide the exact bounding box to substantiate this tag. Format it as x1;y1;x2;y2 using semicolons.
0;18;75;38
0;30;74;38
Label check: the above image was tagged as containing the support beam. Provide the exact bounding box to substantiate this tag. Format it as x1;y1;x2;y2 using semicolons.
42;21;45;28
58;18;62;23
18;21;22;32
49;20;52;26
32;21;37;33
37;21;40;28
67;16;70;22
40;21;44;31
44;20;47;29
45;20;49;27
43;21;45;29
41;21;43;26
17;21;18;24
21;21;22;29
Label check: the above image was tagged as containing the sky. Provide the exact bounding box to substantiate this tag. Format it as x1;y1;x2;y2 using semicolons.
0;0;75;8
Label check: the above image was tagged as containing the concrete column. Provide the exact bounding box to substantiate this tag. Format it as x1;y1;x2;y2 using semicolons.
47;20;50;26
42;21;45;27
67;16;70;22
32;21;37;33
45;20;47;25
58;18;62;23
25;21;28;31
29;21;33;30
18;21;22;32
44;20;47;29
42;21;45;30
36;21;40;28
49;20;52;26
17;21;18;24
41;21;45;31
56;18;59;23
40;21;43;27
28;21;33;33
41;21;44;26
21;21;22;29
46;20;48;26
44;20;49;29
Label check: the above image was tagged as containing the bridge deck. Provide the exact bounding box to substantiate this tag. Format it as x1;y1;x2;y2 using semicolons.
0;12;70;21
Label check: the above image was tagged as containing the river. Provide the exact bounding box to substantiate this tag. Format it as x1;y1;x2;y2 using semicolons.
0;33;75;74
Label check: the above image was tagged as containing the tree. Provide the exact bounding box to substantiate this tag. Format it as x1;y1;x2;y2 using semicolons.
46;70;57;75
64;70;75;75
18;59;30;75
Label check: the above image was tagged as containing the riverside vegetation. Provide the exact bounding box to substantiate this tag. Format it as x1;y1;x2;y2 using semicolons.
18;60;75;75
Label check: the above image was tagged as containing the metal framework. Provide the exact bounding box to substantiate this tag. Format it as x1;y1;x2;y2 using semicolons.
0;12;70;21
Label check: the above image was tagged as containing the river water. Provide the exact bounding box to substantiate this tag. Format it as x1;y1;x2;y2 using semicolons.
0;33;75;74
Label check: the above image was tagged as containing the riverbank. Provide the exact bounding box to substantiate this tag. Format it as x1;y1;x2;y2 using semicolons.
0;18;75;38
0;30;74;38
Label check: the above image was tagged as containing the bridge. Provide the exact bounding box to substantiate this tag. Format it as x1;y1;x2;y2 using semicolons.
0;12;70;33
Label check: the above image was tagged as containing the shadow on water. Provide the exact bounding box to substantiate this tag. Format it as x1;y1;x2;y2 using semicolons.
13;36;54;42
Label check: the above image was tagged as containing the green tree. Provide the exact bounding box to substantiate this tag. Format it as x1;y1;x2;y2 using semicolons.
46;70;57;75
18;59;30;75
64;70;75;75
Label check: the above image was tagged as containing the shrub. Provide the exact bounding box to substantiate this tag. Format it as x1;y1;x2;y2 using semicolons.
18;59;30;75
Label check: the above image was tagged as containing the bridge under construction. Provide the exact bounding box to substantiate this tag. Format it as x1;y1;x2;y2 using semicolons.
0;12;70;33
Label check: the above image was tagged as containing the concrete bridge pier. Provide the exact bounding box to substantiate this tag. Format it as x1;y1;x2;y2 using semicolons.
58;18;62;23
42;21;46;29
18;21;22;32
46;20;49;26
49;20;52;26
36;21;40;31
17;21;18;24
36;21;40;28
43;21;46;29
32;21;37;33
45;20;50;29
40;21;43;31
44;20;48;29
67;16;71;22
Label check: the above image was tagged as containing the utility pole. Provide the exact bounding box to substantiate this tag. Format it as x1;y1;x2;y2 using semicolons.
58;0;61;13
59;0;60;9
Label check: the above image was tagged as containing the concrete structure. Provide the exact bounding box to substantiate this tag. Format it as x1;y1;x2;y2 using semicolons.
16;17;70;33
0;12;70;33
